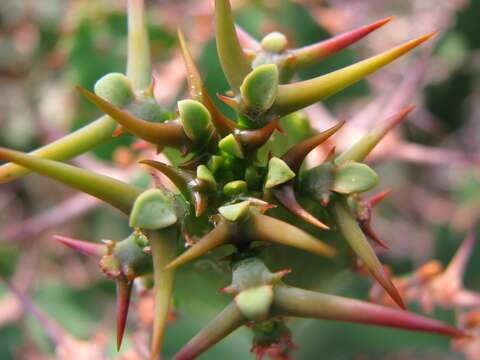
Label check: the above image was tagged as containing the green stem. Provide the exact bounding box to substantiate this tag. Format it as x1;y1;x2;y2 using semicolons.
0;148;142;215
175;302;246;360
0;115;116;184
127;0;152;91
149;227;177;360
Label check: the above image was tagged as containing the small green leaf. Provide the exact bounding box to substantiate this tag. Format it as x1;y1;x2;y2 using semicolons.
261;32;288;53
223;180;248;196
219;134;244;159
265;157;295;189
208;155;225;174
332;162;379;194
94;73;134;107
197;165;217;191
178;99;213;143
240;64;279;112
234;285;274;321
302;163;335;202
129;189;177;230
219;201;251;222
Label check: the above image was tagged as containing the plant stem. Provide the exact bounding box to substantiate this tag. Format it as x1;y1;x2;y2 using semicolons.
127;0;152;91
149;227;177;360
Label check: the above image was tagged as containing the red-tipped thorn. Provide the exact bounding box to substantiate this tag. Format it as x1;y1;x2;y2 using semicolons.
282;121;344;173
292;16;394;68
219;285;237;295
444;226;477;284
361;222;390;250
273;185;329;230
367;189;392;207
379;104;416;138
116;279;133;351
54;235;105;257
112;126;124;137
217;93;239;109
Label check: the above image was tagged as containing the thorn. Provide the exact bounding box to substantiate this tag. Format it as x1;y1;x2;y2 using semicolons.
163;221;231;271
237;117;281;151
116;279;133;351
273;185;329;230
178;153;210;170
271;268;292;282
260;203;276;214
112;126;124;137
203;87;238;136
219;285;237;295
146;77;156;97
276;33;434;115
77;87;188;147
182;226;195;248
274;285;467;338
325;146;337;162
367;189;392;207
332;198;405;309
379;104;416;138
443;226;477;285
0;147;142;215
250;212;337;257
140;160;207;216
360;222;390;250
193;190;209;217
336;105;415;164
292;16;395;68
131;139;151;150
143;246;152;254
282;121;344;173
275;123;286;135
235;23;260;50
54;235;105;257
217;93;240;110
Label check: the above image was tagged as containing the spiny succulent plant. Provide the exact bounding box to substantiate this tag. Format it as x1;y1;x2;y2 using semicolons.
0;1;470;359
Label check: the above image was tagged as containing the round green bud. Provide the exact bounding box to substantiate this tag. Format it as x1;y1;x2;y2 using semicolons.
261;32;288;53
94;73;134;107
223;180;248;196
